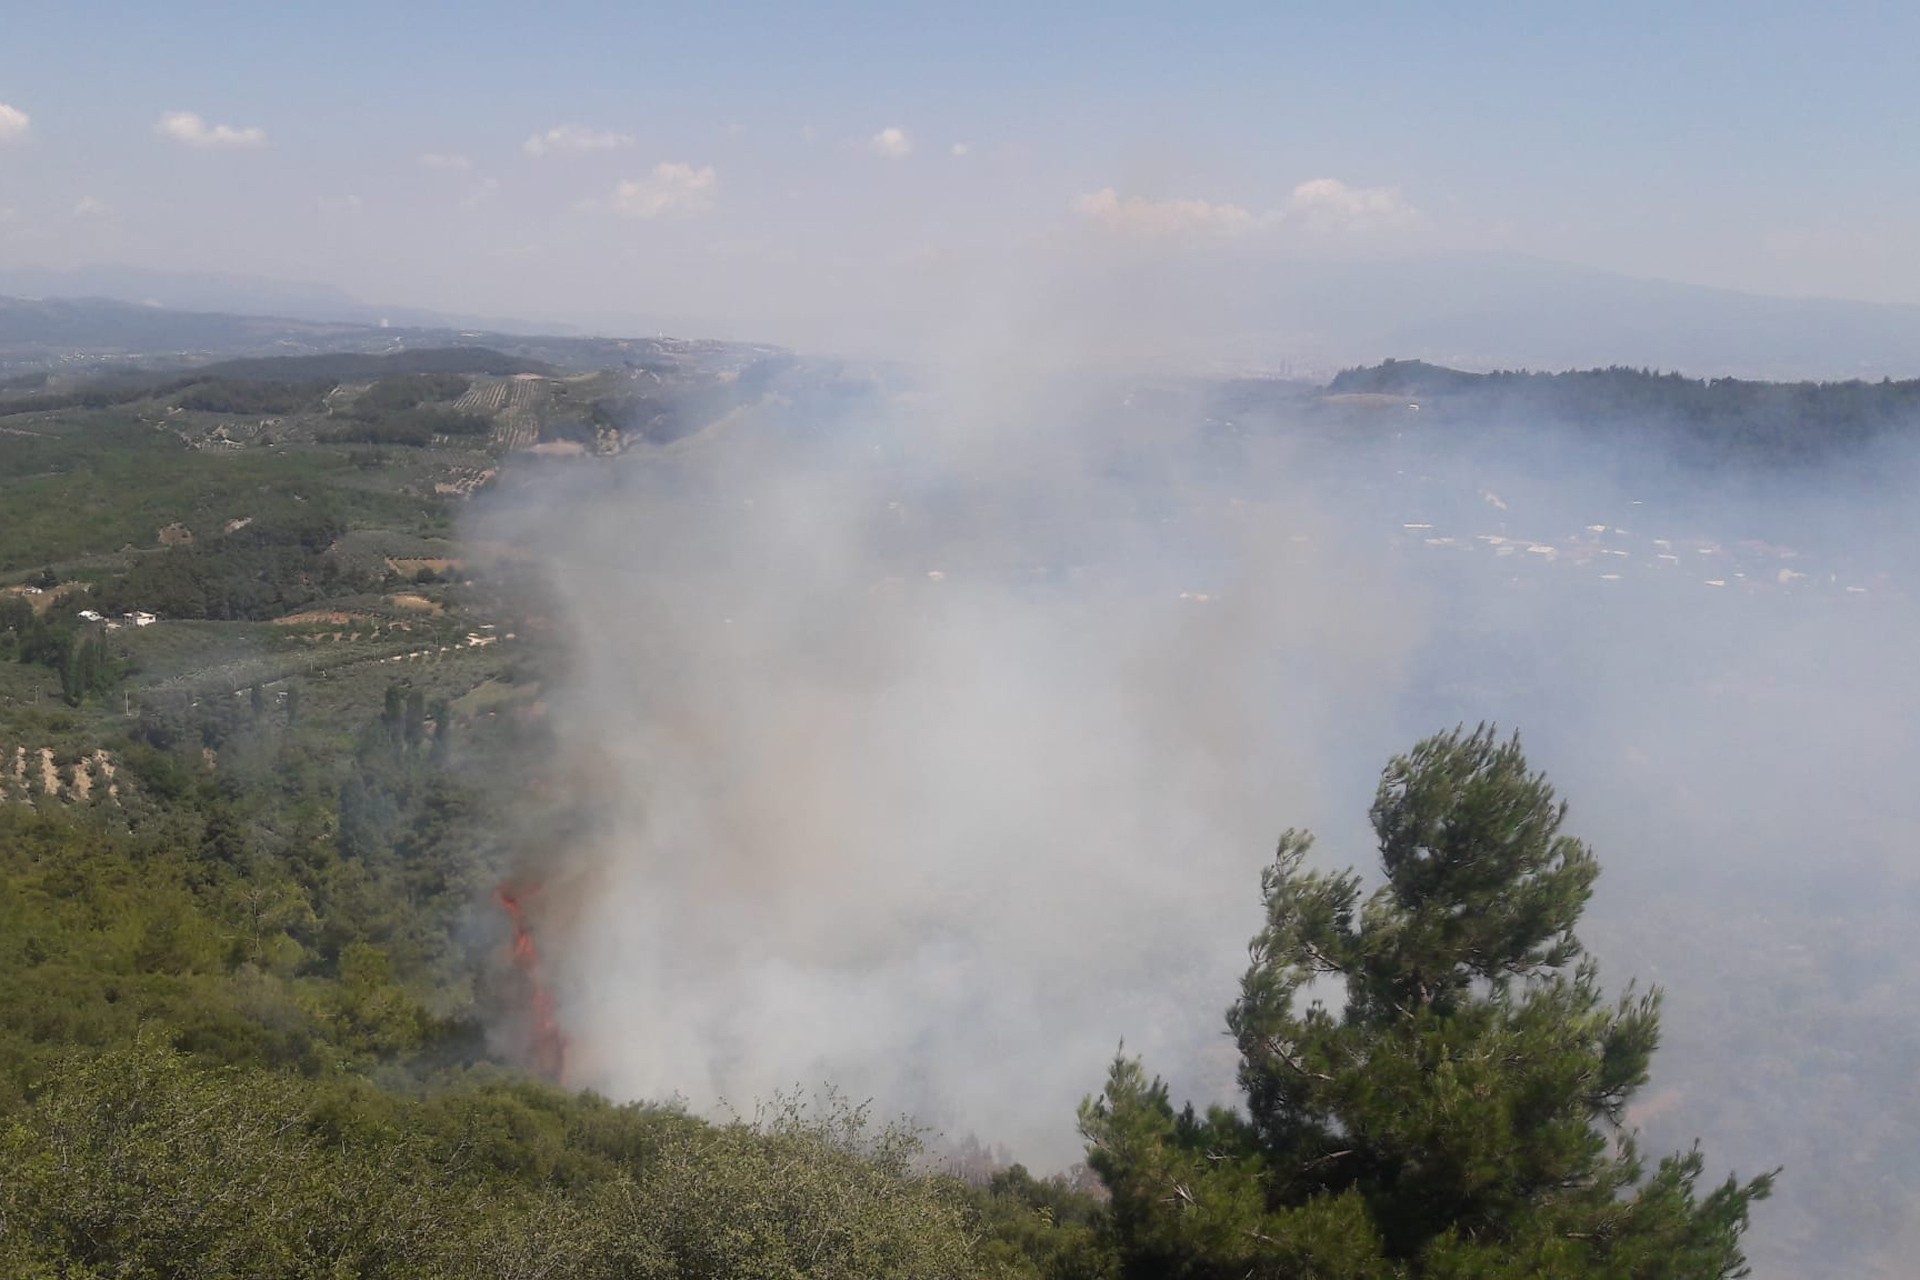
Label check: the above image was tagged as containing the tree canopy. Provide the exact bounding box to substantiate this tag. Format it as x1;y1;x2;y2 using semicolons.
1081;726;1774;1279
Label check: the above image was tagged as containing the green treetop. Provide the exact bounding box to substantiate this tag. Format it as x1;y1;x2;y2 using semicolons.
1081;726;1774;1279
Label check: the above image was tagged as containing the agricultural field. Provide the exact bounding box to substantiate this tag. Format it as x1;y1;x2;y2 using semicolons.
0;350;588;794
0;332;814;828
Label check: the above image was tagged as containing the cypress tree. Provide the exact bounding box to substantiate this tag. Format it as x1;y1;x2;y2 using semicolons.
404;689;426;750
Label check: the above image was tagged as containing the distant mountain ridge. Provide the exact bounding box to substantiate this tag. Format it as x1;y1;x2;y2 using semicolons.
0;265;565;336
1056;251;1920;381
1320;254;1920;381
1311;357;1920;466
0;295;382;355
0;294;784;383
12;255;1920;380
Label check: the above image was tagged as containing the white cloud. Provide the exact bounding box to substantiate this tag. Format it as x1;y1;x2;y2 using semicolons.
950;141;971;158
0;103;29;143
611;162;717;219
418;154;497;208
462;176;501;209
1072;187;1256;237
154;110;268;150
524;123;634;156
72;195;112;218
1283;177;1416;231
1074;178;1418;240
868;127;912;159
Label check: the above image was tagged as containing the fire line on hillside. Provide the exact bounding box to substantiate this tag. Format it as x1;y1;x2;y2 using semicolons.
496;883;569;1084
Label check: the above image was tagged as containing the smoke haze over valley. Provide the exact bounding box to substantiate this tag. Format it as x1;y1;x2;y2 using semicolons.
472;355;1920;1277
7;6;1920;1276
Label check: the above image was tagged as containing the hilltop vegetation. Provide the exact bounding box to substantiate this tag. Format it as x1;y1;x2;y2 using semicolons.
1322;358;1920;464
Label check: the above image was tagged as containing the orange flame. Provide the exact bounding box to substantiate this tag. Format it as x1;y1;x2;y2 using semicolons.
496;883;569;1084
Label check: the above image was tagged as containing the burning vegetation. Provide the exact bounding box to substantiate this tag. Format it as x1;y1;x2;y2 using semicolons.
495;882;569;1084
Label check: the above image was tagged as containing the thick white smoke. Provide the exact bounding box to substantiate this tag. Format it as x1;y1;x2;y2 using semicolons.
475;362;1920;1279
479;384;1414;1156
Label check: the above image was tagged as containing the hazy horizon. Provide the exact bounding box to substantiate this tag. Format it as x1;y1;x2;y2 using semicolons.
6;4;1920;372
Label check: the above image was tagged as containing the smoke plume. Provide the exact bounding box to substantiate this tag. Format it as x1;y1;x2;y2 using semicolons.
474;359;1920;1279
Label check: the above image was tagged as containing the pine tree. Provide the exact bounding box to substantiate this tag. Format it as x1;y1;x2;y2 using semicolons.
1081;726;1774;1279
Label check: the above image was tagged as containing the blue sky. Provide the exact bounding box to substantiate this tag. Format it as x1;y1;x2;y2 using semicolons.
2;2;1916;351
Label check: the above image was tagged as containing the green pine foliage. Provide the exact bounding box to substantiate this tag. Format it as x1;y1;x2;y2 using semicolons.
1081;727;1775;1279
968;1165;1121;1280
